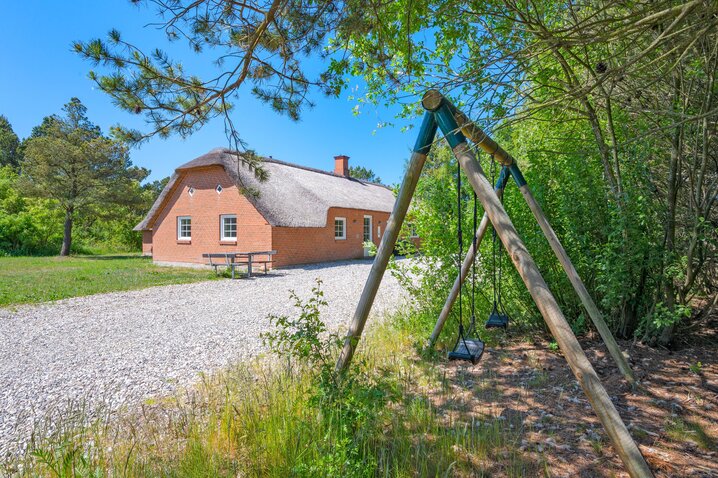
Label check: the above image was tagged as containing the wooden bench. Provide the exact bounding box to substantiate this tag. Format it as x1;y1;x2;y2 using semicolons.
203;250;277;278
202;253;243;279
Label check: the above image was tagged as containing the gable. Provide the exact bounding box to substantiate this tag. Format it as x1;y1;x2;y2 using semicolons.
137;165;268;231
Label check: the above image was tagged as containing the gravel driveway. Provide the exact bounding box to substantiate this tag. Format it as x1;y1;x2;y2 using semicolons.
0;259;408;456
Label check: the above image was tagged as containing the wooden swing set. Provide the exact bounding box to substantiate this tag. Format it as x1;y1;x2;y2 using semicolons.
335;90;655;478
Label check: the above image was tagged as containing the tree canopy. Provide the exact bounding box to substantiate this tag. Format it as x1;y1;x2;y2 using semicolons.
21;98;149;255
0;115;21;170
349;165;381;184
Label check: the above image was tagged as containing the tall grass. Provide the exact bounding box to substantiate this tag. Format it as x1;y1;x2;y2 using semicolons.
4;309;535;477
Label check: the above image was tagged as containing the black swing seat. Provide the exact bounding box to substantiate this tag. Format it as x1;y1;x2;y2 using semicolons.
448;337;485;364
486;305;509;329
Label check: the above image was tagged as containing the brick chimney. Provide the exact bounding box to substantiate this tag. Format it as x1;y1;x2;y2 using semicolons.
334;155;350;177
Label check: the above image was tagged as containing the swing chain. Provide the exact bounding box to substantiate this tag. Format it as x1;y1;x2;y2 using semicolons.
456;156;463;333
490;155;498;308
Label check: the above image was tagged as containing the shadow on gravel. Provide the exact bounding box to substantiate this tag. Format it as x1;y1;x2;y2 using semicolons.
280;257;409;274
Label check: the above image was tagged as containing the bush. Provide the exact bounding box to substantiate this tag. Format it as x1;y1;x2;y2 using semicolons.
261;279;391;476
0;167;63;255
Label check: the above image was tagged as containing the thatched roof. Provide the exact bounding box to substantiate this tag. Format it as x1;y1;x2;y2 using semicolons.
134;148;395;230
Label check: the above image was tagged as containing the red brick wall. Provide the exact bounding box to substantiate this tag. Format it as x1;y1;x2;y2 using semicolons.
150;166;271;264
271;207;391;267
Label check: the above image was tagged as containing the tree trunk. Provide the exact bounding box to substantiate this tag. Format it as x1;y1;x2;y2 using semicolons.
657;76;684;348
60;207;73;256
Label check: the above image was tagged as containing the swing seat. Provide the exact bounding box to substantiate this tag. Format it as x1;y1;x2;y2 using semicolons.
448;337;485;364
486;308;509;329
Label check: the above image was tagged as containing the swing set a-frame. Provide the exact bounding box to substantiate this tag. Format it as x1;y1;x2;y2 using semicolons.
335;90;655;478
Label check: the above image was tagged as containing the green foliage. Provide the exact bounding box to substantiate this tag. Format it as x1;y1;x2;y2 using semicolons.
362;240;377;257
689;362;703;374
73;1;357;164
0;166;63;255
637;302;692;340
0;161;161;255
388;145;541;345
22;98;145;212
348;165;381;184
665;418;716;451
0;115;22;169
31;443;98;478
261;280;390;475
330;0;717;343
262;279;340;381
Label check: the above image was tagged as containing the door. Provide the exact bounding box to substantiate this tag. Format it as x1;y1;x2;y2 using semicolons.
363;215;372;257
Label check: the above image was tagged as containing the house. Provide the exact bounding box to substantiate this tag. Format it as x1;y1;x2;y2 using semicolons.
134;148;395;268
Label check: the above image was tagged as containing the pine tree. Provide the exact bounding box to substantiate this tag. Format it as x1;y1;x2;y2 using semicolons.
0;115;22;170
348;165;381;184
21;98;142;256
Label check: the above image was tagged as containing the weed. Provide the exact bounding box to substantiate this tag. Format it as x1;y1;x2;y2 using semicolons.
528;371;549;388
589;437;604;456
665;418;715;451
631;427;649;440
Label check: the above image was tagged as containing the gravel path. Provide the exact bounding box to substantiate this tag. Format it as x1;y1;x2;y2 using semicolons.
0;259;408;456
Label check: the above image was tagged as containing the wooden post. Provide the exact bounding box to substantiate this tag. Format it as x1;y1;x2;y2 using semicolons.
429;167;510;346
425;91;653;478
443;98;636;385
335;113;438;373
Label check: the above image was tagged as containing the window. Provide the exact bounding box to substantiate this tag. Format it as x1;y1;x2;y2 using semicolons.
221;214;237;241
407;222;419;238
177;216;191;240
188;187;195;197
215;184;223;194
363;215;372;242
334;217;346;240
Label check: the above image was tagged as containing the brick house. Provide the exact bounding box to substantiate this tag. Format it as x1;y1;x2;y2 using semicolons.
134;148;395;268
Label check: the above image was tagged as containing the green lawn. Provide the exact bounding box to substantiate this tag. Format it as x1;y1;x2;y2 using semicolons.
0;255;218;307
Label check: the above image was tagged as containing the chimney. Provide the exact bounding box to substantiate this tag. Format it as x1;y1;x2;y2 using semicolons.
334;155;349;177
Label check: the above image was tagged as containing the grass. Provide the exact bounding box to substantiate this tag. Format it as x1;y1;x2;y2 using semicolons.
0;254;218;307
665;417;716;451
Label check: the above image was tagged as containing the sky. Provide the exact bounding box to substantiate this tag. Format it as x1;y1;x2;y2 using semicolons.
0;1;418;185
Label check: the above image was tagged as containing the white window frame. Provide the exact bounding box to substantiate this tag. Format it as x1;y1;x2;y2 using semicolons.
408;222;419;238
177;216;191;240
363;215;373;242
220;214;237;241
334;217;346;240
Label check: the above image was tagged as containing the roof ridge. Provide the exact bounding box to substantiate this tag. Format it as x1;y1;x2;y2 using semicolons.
213;148;390;190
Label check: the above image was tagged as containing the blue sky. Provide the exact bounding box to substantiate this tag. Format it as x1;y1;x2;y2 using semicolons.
0;1;419;185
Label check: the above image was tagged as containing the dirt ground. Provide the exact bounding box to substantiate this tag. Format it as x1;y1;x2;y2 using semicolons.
435;324;718;477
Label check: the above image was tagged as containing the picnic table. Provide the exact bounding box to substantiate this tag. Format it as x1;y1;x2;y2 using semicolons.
202;250;277;279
